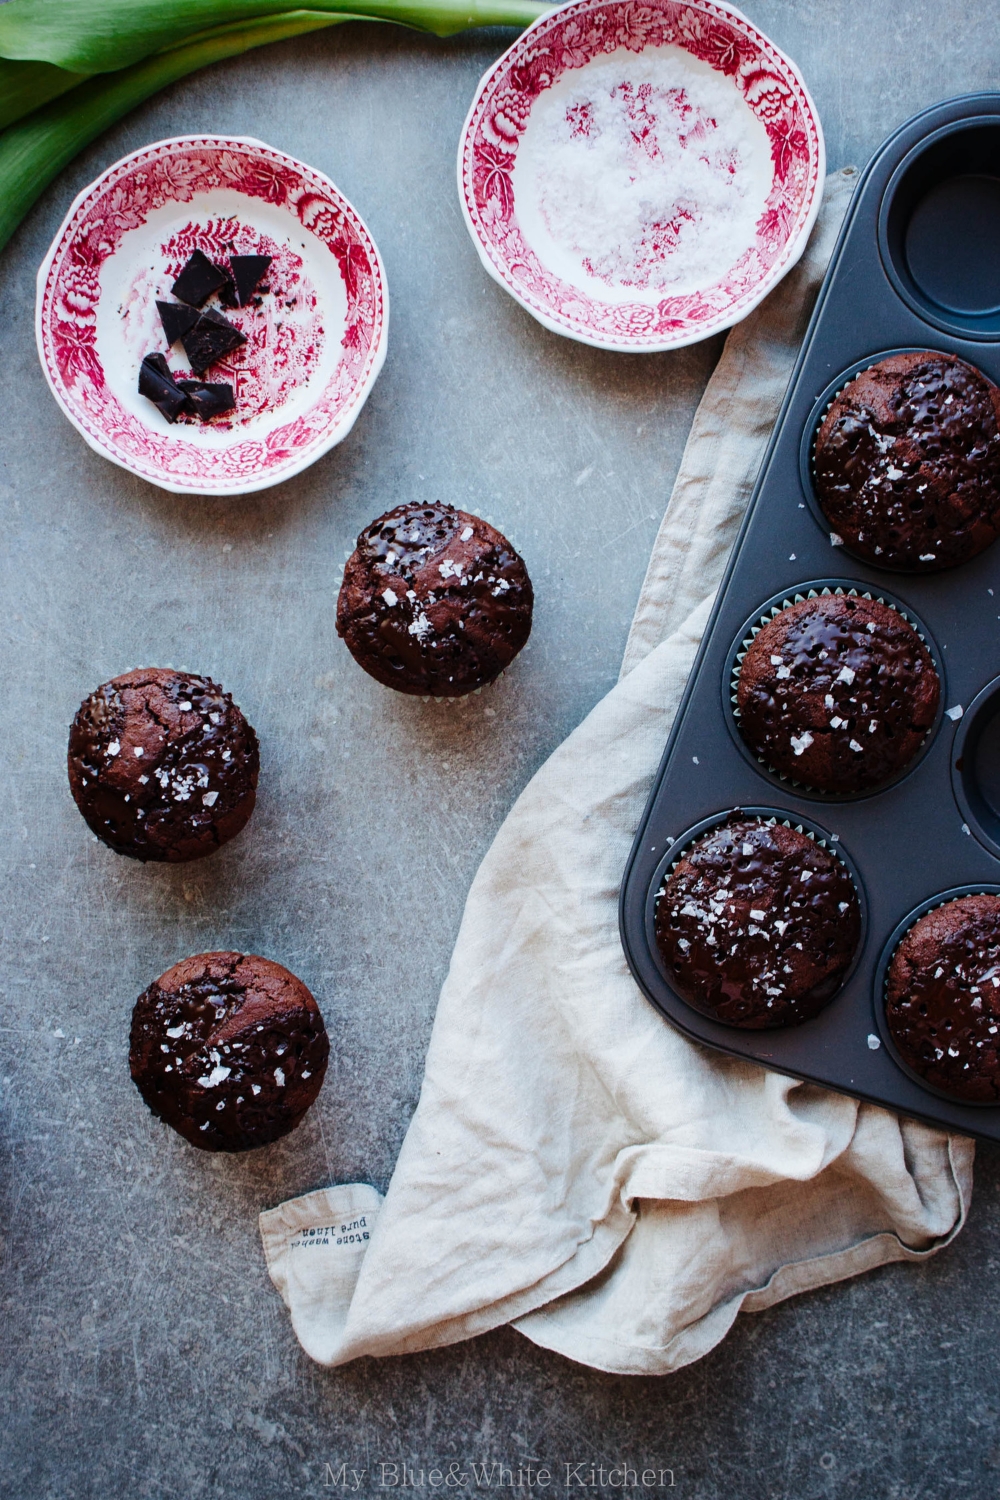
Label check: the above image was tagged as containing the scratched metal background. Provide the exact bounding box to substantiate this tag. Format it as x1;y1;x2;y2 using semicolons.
3;6;1000;1497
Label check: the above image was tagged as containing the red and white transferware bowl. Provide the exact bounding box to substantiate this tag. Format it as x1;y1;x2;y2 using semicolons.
458;0;824;352
36;135;389;495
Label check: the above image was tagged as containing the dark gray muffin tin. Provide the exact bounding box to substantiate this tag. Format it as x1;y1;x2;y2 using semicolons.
619;93;1000;1142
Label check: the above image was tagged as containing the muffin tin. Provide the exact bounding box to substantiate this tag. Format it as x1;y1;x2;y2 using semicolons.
619;92;1000;1143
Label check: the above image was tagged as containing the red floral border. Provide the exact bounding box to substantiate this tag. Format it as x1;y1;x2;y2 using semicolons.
38;137;387;490
460;0;822;348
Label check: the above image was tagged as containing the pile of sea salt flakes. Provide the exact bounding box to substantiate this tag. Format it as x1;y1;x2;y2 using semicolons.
517;49;771;292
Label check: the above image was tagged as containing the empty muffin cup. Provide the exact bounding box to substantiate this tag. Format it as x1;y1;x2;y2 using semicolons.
878;118;1000;339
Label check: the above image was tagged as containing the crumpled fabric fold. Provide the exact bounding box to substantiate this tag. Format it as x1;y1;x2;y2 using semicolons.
260;169;973;1375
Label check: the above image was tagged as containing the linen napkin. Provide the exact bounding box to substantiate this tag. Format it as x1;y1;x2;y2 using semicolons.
260;169;973;1376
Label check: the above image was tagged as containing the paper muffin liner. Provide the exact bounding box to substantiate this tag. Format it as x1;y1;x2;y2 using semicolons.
415;677;503;709
874;884;1000;1106
728;583;941;798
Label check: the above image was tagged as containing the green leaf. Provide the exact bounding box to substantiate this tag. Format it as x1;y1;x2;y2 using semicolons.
0;0;548;252
0;0;549;71
0;11;357;253
0;56;90;132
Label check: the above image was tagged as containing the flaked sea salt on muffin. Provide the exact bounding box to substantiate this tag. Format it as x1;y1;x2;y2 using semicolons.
655;816;861;1029
735;592;939;794
130;952;329;1151
336;501;532;697
813;351;1000;572
885;894;1000;1102
68;668;259;861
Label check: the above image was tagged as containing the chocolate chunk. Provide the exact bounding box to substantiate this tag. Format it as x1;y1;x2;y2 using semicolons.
178;381;235;420
156;299;199;346
230;254;272;306
138;352;188;423
180;309;247;374
139;351;174;383
171;249;228;308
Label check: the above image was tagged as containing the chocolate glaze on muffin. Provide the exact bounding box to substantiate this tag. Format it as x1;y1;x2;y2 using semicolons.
129;952;329;1151
655;817;861;1029
68;668;258;861
735;593;940;794
885;894;1000;1102
813;351;1000;571
337;502;533;696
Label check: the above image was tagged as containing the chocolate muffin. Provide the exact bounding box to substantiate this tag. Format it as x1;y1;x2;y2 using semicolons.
655;817;861;1029
813;351;1000;571
735;593;940;793
336;501;533;696
885;894;1000;1102
68;668;258;861
129;952;329;1151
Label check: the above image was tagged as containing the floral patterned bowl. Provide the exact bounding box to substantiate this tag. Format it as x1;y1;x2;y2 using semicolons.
458;0;824;352
36;135;389;495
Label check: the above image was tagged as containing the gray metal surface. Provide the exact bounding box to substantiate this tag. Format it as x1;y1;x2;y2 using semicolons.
1;5;999;1497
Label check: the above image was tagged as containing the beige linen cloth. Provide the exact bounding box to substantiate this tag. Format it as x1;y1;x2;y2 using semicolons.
261;170;973;1376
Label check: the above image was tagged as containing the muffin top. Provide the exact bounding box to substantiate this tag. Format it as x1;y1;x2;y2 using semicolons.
336;502;533;697
736;593;940;794
885;894;1000;1103
813;350;1000;571
129;952;329;1151
655;817;861;1029
68;668;259;862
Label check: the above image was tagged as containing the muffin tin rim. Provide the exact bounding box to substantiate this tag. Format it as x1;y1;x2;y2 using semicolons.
643;804;869;1031
950;672;1000;859
872;883;1000;1107
721;577;945;802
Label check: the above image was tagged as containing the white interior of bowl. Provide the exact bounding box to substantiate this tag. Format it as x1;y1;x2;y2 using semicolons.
96;189;349;452
511;44;773;304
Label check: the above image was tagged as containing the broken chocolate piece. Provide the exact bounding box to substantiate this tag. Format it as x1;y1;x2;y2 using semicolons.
156;299;199;346
141;352;173;381
229;254;272;307
177;381;236;420
171;249;228;308
138;353;188;423
216;271;239;309
180;309;247;374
